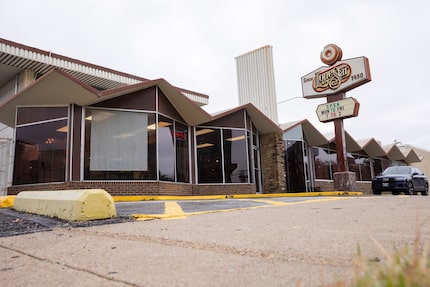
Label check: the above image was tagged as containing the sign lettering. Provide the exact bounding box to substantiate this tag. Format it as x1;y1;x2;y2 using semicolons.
316;97;360;122
312;63;351;92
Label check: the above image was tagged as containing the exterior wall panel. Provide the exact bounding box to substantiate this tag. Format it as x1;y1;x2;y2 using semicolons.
236;46;278;123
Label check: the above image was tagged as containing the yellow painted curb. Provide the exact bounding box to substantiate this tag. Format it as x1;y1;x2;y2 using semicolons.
231;191;362;198
113;192;362;202
113;195;228;202
0;195;15;208
13;189;116;221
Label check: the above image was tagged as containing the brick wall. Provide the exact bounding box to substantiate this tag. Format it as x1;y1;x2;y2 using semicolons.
260;132;286;193
7;181;257;196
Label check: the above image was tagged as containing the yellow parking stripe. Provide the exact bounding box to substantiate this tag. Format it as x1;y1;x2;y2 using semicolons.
132;201;187;221
131;197;352;221
164;201;187;220
252;199;290;206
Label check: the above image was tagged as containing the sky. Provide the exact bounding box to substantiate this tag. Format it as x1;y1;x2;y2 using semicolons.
1;0;429;150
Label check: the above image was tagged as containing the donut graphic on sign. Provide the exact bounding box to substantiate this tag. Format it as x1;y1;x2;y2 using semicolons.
320;44;343;65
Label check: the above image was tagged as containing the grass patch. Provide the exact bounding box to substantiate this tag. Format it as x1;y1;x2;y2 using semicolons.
328;231;430;287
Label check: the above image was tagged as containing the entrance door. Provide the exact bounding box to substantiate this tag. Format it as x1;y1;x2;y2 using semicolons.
285;140;306;192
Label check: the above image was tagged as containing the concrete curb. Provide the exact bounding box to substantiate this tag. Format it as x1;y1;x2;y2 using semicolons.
13;189;116;221
113;191;363;202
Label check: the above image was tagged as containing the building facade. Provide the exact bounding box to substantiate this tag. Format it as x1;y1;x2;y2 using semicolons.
281;120;424;193
0;38;426;196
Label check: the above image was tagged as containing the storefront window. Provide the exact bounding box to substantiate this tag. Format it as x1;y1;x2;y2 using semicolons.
348;153;360;180
13;107;68;185
196;127;251;184
373;158;391;177
175;122;189;182
84;108;157;180
158;116;174;181
359;157;372;181
223;129;248;183
313;147;333;180
196;128;222;183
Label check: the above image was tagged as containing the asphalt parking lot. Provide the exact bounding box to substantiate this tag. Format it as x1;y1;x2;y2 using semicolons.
1;196;338;237
2;195;430;287
115;196;343;219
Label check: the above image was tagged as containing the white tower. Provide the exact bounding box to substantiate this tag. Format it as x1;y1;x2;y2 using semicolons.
235;45;278;123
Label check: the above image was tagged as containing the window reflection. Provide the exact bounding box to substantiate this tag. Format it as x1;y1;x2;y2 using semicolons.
313;147;333;180
197;128;222;183
158;116;174;181
175;122;189;182
223;130;248;183
84;109;157;180
13;107;68;185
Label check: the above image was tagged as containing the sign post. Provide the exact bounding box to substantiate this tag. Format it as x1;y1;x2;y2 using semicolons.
301;44;371;191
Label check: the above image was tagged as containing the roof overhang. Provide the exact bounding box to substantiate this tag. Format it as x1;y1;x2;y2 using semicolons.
326;131;362;152
383;144;406;161
0;69;100;127
0;69;212;127
281;119;328;146
0;38;209;106
357;138;386;157
399;147;422;164
212;103;282;135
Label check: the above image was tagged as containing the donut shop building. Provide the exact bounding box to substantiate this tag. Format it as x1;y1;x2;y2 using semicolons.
0;39;422;196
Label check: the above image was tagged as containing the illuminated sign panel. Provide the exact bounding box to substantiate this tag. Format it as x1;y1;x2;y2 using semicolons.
302;57;371;99
316;97;360;122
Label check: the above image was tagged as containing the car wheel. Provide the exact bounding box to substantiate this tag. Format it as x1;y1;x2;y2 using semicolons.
422;182;429;196
405;181;413;195
373;190;381;195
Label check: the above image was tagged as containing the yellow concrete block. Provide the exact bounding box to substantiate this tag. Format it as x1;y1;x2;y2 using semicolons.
0;195;15;208
13;189;116;221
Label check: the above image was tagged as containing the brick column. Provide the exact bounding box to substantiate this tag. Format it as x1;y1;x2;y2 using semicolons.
260;132;286;193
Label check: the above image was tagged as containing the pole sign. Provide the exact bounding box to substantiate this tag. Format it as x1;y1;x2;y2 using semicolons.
301;56;371;99
316;97;360;122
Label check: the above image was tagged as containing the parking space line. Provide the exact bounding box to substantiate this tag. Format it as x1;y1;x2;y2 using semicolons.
130;196;354;221
251;199;290;206
164;201;187;220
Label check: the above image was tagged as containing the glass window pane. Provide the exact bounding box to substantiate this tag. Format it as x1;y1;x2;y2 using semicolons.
16;107;68;125
84;109;156;180
13;119;67;184
175;122;189;183
196;128;222;183
223;129;248;183
313;147;332;180
348;153;360;180
359;156;372;181
158;116;174;181
90;110;148;171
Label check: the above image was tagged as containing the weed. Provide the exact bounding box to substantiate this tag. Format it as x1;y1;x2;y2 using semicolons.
327;230;430;287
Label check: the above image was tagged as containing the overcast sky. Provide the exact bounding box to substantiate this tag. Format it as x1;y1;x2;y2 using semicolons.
1;0;429;150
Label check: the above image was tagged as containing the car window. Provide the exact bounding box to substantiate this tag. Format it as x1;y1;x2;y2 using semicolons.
415;168;423;175
382;166;411;175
